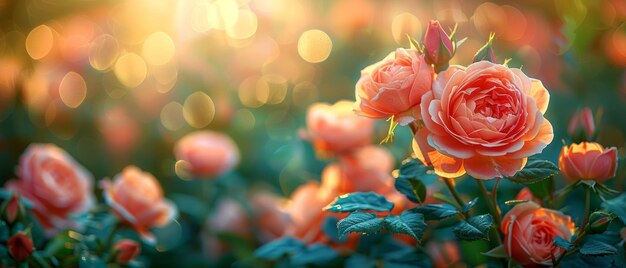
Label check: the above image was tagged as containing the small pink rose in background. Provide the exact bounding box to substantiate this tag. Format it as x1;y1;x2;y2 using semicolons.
203;198;251;258
5;144;94;236
302;101;374;157
174;131;240;179
515;187;542;205
501;202;575;267
113;239;141;264
567;107;596;141
3;192;23;224
558;142;618;183
321;146;394;194
250;191;291;243
426;240;462;268
7;232;35;262
354;48;434;125
101;166;177;244
414;61;554;179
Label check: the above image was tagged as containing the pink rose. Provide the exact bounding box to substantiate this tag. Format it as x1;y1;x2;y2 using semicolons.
174;131;240;179
113;239;141;264
101;166;177;244
501;202;575;267
354;48;434;125
250;192;291;243
567;107;595;141
321;146;395;194
414;61;554;179
423;20;455;67
558;142;618;183
302;101;374;156
7;232;34;262
5;144;94;235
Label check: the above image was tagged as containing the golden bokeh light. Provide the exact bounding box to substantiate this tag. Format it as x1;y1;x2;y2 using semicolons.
25;25;54;60
89;34;120;71
391;13;422;46
226;9;258;39
142;32;176;66
238;76;264;108
58;72;87;108
183;91;215;128
297;29;333;63
256;74;287;105
161;101;185;131
114;52;148;88
208;0;240;30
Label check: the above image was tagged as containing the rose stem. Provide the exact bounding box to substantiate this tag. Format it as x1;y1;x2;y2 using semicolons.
554;188;591;265
442;177;465;208
474;178;503;246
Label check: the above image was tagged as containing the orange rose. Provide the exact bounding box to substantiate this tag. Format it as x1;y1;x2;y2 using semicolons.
321;146;395;194
558;142;618;183
426;240;461;268
302;101;374;156
5;144;94;235
354;48;434;125
501;202;575;267
174;131;240;179
284;182;338;245
101;166;177;244
414;61;553;179
113;239;141;264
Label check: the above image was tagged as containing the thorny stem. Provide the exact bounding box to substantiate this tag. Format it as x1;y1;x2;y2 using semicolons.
442;177;465;209
474;179;503;247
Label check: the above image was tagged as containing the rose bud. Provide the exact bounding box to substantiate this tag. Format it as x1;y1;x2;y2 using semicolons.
424;20;455;69
414;61;553;179
472;33;496;63
587;211;612;234
558;142;618;183
301;101;374;157
101;166;177;244
4;144;94;236
7;232;35;261
515;188;542;205
354;48;434;125
113;239;141;264
567;107;596;142
3;193;23;224
501;202;575;267
174;131;240;179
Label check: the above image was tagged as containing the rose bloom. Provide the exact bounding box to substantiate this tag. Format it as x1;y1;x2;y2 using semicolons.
501;202;575;267
113;239;141;264
7;232;35;262
174;131;240;179
426;240;461;268
515;188;542;205
354;48;434;125
101;166;177;244
284;182;338;245
203;198;251;258
302;101;374;156
321;146;395;194
414;61;554;179
250;191;291;243
5;144;94;236
558;142;618;183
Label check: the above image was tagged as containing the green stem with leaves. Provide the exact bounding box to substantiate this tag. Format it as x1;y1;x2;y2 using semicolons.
442;177;465;209
554;185;592;266
474;179;503;246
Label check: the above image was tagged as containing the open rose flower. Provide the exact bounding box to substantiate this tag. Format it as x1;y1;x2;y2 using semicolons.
321;146;395;194
558;142;618;183
5;144;94;236
501;202;575;267
101;166;177;244
174;131;240;179
284;182;337;245
414;61;554;179
301;101;374;156
354;48;434;125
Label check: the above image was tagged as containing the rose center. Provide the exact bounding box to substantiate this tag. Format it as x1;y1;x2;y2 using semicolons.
532;228;553;246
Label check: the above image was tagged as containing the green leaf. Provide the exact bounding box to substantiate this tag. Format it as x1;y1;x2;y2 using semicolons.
462;197;479;214
255;236;305;260
410;204;459;220
553;237;574;251
506;159;559;184
394;174;427;204
325;192;394;213
579;240;618;256
337;211;384;239
44;230;81;258
396;158;439;185
601;193;626;224
482;244;507;258
383;210;427;241
346;254;376;268
322;216;346;243
290;244;339;266
453;214;493;241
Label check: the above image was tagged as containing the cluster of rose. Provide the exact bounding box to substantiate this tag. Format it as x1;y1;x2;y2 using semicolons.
0;130;242;267
255;20;624;267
